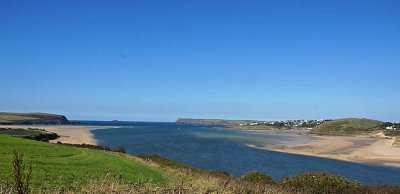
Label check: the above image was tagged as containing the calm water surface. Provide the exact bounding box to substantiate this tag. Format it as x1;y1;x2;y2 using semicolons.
85;121;400;185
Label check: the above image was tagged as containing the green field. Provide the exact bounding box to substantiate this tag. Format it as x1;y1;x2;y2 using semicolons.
0;135;167;190
311;118;384;135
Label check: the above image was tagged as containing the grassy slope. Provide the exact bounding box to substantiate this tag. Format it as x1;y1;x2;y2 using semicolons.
311;118;384;135
0;135;166;189
0;112;68;124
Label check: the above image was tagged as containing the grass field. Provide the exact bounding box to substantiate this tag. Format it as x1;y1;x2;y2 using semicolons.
0;135;167;190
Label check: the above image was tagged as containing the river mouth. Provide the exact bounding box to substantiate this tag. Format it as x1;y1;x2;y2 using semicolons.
86;121;400;185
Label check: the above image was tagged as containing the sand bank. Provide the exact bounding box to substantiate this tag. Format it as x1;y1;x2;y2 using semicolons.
0;125;102;145
267;135;400;167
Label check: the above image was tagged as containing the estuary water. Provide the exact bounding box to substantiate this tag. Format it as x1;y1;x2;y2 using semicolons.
86;121;400;185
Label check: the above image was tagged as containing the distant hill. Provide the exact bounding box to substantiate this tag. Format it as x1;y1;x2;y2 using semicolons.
0;112;70;125
311;118;384;135
176;118;259;126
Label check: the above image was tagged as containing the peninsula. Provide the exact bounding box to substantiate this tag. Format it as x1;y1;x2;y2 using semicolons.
0;112;98;145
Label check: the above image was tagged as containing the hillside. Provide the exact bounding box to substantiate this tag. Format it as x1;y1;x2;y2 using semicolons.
0;112;69;125
311;118;384;135
176;118;259;126
0;135;166;190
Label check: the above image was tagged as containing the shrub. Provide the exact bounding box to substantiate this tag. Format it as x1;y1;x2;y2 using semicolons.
12;151;32;194
384;130;400;137
23;133;59;142
241;171;275;185
356;185;400;194
56;142;112;151
279;172;360;194
207;170;231;178
138;155;198;171
116;146;126;153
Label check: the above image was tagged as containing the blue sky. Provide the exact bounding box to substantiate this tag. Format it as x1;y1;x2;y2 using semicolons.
1;0;399;122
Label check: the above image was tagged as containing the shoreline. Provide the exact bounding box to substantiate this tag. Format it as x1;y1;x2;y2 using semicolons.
264;134;400;168
3;124;400;168
0;125;104;145
199;126;400;168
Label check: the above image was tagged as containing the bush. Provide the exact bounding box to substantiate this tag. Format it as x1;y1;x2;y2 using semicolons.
116;146;126;153
384;130;400;137
57;142;112;151
12;151;32;194
279;172;360;194
138;155;198;171
207;170;231;178
356;185;400;194
23;133;59;142
241;171;275;185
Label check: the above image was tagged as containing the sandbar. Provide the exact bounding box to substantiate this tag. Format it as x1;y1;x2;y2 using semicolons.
266;134;400;167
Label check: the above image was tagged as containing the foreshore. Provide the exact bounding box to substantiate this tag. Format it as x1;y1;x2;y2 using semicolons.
265;134;400;168
0;125;101;145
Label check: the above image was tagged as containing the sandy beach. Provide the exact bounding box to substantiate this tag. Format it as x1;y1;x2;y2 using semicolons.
267;134;400;167
0;125;101;145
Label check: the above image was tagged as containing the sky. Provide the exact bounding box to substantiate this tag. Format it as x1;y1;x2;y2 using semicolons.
1;0;399;122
